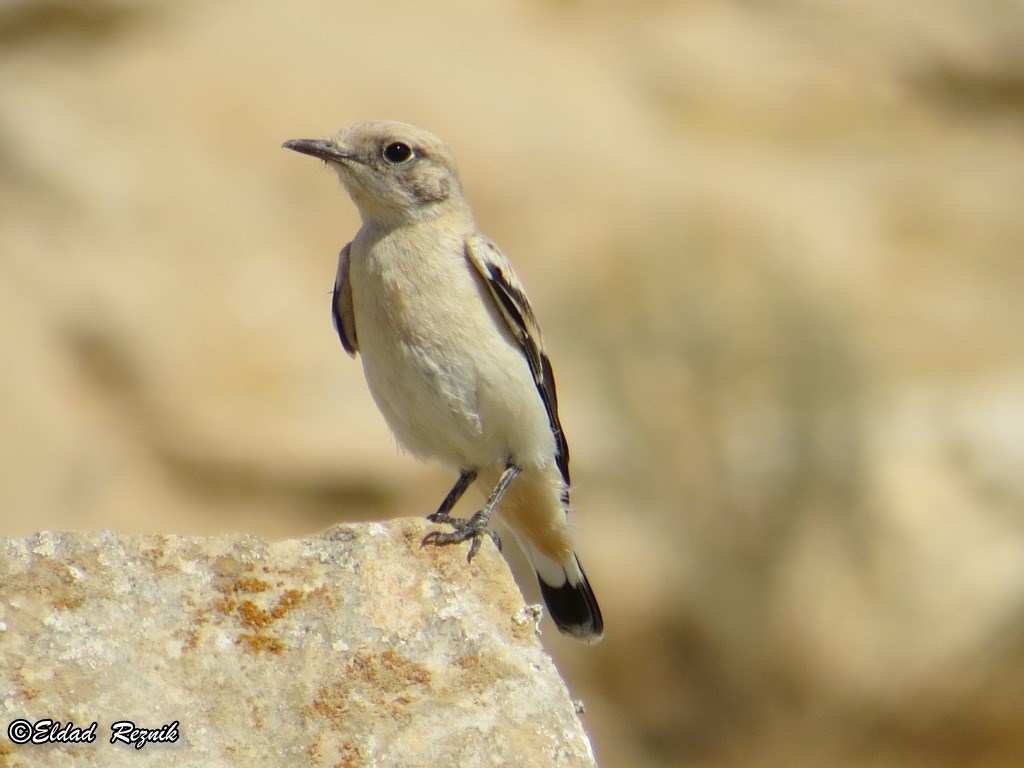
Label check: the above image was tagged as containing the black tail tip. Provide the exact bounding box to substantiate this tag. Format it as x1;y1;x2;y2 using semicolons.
537;568;604;644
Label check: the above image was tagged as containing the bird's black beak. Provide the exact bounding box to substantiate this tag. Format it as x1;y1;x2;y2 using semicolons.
282;138;352;163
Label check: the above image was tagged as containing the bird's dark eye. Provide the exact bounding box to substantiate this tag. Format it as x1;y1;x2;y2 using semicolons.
382;141;414;164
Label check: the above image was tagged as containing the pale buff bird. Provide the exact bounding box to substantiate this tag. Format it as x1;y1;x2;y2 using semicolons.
284;121;603;641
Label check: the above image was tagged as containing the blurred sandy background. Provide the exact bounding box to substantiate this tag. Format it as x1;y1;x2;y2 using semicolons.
3;0;1024;765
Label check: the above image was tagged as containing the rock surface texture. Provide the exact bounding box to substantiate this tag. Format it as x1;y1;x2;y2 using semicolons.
0;519;597;767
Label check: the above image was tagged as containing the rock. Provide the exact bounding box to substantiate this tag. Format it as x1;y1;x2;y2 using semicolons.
0;519;598;767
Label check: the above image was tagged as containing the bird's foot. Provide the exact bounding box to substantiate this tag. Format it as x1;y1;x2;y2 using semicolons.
426;509;456;526
423;511;502;562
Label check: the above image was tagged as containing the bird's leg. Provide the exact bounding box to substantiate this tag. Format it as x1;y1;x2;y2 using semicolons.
423;463;521;562
427;470;477;526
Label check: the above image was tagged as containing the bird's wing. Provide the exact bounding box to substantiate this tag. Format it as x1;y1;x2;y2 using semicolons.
332;242;358;356
465;233;570;486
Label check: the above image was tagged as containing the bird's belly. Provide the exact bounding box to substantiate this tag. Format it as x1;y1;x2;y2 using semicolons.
349;231;555;472
358;318;553;472
361;340;482;465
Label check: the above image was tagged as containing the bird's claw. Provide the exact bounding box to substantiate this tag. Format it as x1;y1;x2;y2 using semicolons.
422;514;501;562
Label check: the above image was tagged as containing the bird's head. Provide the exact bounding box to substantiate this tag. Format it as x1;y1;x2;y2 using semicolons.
284;120;466;226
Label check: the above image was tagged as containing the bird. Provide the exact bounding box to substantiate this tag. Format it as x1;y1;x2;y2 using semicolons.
283;120;603;642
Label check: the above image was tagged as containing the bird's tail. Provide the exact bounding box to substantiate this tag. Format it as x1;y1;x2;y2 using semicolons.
523;541;604;643
482;464;603;642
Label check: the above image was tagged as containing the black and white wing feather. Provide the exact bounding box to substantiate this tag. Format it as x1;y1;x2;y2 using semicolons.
465;233;570;487
332;242;358;356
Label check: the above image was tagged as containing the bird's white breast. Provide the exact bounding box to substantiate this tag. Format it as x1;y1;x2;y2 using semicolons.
348;222;554;472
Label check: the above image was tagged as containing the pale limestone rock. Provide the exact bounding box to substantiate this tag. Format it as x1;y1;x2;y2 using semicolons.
0;519;597;767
